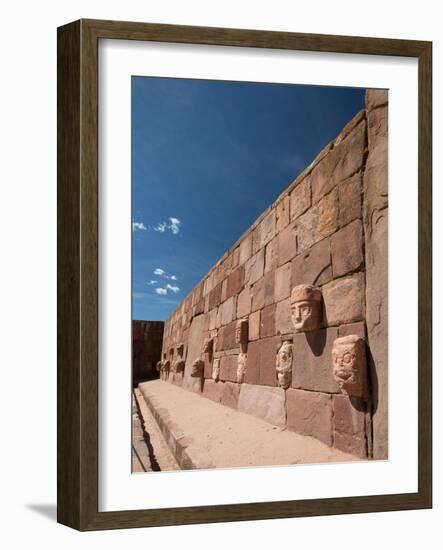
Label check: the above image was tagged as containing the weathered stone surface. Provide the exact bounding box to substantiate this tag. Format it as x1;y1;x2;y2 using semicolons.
219;354;238;382
339;173;362;228
333;110;365;146
208;307;218;331
291;237;331;288
333;394;367;457
208;282;223;310
251;277;265;312
332;335;368;398
220;381;240;409
202;379;223;403
292;328;340;393
276;195;290;231
260;304;276;338
248;310;260;341
366;89;388;111
216;320;237;351
221;296;236;326
296;188;339;253
323;273;365;326
278;223;297;266
226;265;245;299
238;384;286;427
237;285;251;318
290;178;311;221
286;389;332;446
245;336;280;386
275;298;293;335
264;237;278;273
331;219;364;277
231;246;240;268
339;321;366;339
276;340;292;389
183;314;207;391
253;210;276;254
221;279;227;302
245;249;265;285
239;232;253;265
311;121;366;204
235;318;249;349
264;270;275;306
274;262;291;302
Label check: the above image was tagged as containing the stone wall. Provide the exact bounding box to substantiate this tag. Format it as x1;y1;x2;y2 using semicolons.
133;320;164;385
159;90;388;459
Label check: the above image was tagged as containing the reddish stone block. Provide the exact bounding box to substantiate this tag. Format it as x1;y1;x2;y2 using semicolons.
216;320;237;351
274;262;291;302
290;178;311;221
332;394;367;457
339;173;362;228
331;219;364;278
248;310;260;341
260;336;280;386
220;381;241;409
323;273;365;326
219;354;238;383
209;282;223;310
221;296;236;326
237;286;251;318
338;321;366;339
239;232;252;265
226;265;245;299
278;224;297;266
251;277;265;312
264;270;275;306
296;189;339;253
260;304;276;338
286;388;333;446
366;89;388;111
276;195;290;231
311;121;366;204
292;328;340;393
244;340;260;384
253;210;276;254
245;249;265;285
291;237;331;287
264;237;278;274
275;298;292;335
202;379;223;403
231;246;240;269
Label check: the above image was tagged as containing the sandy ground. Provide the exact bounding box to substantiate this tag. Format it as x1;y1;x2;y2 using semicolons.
138;380;362;470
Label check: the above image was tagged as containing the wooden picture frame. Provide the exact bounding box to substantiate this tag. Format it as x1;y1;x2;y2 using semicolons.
57;19;432;530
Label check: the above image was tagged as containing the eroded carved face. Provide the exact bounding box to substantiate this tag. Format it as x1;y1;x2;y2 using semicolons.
190;359;204;378
212;358;220;382
276;340;292;389
290;285;322;332
332;335;367;397
235;319;249;347
237;353;247;384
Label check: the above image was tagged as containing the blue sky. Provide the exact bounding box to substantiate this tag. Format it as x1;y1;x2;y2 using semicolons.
132;77;365;321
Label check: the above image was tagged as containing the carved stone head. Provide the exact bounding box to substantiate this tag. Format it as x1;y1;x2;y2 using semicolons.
212;358;220;382
290;284;322;332
276;340;293;389
190;358;204;378
235;318;249;350
237;353;247;384
332;335;367;398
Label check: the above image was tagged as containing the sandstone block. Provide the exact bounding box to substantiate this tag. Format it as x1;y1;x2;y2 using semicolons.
248;310;261;342
253;210;276;254
264;270;275;306
251;277;265;312
237;286;251;318
332;394;367;457
239;233;253;265
296;188;339;253
231;246;240;268
331;219;364;277
220;381;241;409
292;328;340;393
276;195;290;231
219;354;238;382
216;320;237;351
275;298;293;335
208;307;218;331
209;282;223;310
202;379;223;403
366;89;388;111
290;178;311;221
339;173;362;227
260;304;276;338
338;321;366;339
311;121;366;203
291;237;331;287
226;265;245;299
264;237;278;273
323;273;365;326
278;223;297;266
274;262;291;302
286;388;332;446
238;384;286;427
244;339;260;385
245;249;265;285
221;296;236;326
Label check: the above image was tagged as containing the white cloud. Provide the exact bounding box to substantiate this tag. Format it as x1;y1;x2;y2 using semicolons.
153;268;165;275
169;275;178;281
153;222;167;233
168;217;181;234
166;284;180;294
155;288;167;295
132;221;147;232
146;280;158;286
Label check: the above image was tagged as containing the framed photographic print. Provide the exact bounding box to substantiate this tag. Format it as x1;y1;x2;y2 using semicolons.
57;19;432;530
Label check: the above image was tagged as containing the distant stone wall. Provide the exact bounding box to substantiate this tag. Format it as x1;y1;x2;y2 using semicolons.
133;320;164;385
159;90;388;459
